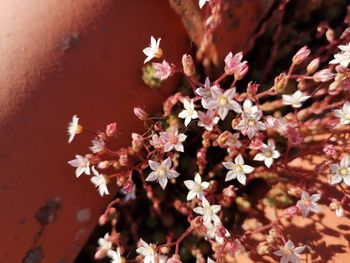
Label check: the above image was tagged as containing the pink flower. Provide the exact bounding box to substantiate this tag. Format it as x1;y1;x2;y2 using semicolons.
224;51;247;76
160;126;187;152
313;69;334;82
235;111;266;139
105;122;117;137
150;134;166;149
274;240;304;263
153;60;173;80
296;191;321;217
198;110;220;131
206;85;241;120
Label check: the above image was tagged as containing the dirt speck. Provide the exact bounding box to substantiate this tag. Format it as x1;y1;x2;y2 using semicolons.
76;208;91;223
35;197;61;225
23;246;43;263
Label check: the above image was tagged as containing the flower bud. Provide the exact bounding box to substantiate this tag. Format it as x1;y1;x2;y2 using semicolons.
247;81;259;96
292;46;310;65
119;154;129;167
105;122;117;136
166;255;182;263
217;131;231;148
313;69;334;82
134;107;148;121
97;161;110;169
306;58;320;74
273;73;287;93
234;62;249;80
182;54;195;77
283;205;299;217
326;28;334;42
98;214;108;225
123;180;134;194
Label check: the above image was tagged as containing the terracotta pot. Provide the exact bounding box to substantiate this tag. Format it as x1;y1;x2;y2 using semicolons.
0;1;188;262
0;1;268;262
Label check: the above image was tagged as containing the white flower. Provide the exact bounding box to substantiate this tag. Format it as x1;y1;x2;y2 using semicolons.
193;196;221;224
153;60;172;80
235;111;266;139
329;42;350;67
330;199;344;217
222;154;254;185
136;239;156;263
146;158;180;189
143;36;162;64
178;99;199;126
67;115;82;143
195;77;213;108
160;126;187;152
199;0;210;9
98;233;113;254
206;86;241;120
184;173;209;201
107;248;122;263
274;239;305;263
90;138;105;153
204;221;230;245
334;101;350;125
198;110;220;131
68;155;90;177
296;191;321;217
282;90;310;108
329;155;350;185
90;166;109;196
242;99;259;116
253;139;280;168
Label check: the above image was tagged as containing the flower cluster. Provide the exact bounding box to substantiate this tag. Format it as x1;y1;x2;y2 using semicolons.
68;10;350;263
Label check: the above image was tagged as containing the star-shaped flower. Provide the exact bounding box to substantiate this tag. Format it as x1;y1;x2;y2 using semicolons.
282;90;310;108
329;42;350;67
146;158;180;189
136;239;156;263
90;166;109;196
184;173;209;201
107;248;122;263
198;110;220;131
193;196;221;224
222;154;254;185
206;86;241;120
329;155;350;185
195;77;213;108
90;138;105;153
143;36;162;64
235;111;266;139
68;154;90;177
67;115;83;143
178;99;199;126
273;240;305;263
334;101;350;125
153;60;172;80
95;233;113;259
253;139;280;168
296;191;321;217
160;126;187;152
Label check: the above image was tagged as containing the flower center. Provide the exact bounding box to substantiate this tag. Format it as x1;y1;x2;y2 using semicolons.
157;166;168;177
283;248;293;256
344;113;350;120
170;136;178;145
339;167;348;176
248;119;256;127
194;183;202;193
217;95;228;106
205;207;214;216
234;164;243;171
264;150;272;158
303;199;311;207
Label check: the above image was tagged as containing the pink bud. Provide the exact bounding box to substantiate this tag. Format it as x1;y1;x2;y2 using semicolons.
119;154;129;166
98;214;108;225
123;180;134;193
234;62;249;80
134;107;148;121
247;81;259;96
106;122;117;137
249;137;263;150
94;248;107;260
313;69;334;82
306;58;320;74
166;255;183;263
182;54;195;77
323;144;336;156
292;46;310;65
284;205;299;217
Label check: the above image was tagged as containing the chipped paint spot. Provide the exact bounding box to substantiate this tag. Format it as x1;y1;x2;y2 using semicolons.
23;246;43;263
76;208;91;223
35;197;61;225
